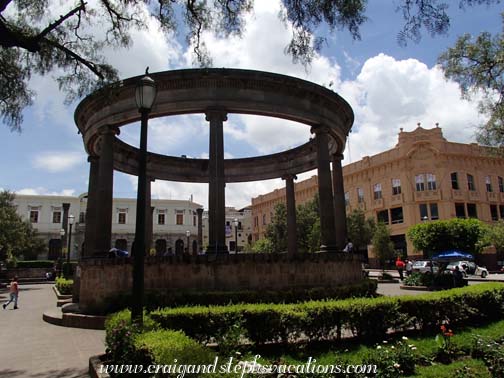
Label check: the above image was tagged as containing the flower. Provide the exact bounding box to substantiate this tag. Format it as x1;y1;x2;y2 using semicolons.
411;347;417;350
376;345;382;349
382;340;388;344
393;363;401;368
440;325;447;332
402;336;408;340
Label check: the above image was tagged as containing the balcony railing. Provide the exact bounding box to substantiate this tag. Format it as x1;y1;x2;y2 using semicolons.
414;190;441;202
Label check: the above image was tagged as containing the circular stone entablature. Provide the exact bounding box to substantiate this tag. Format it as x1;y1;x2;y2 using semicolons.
74;68;354;183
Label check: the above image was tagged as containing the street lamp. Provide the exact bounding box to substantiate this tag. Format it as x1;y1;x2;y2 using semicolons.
66;214;75;277
59;228;65;277
186;230;191;255
132;68;157;326
233;218;238;253
422;216;428;222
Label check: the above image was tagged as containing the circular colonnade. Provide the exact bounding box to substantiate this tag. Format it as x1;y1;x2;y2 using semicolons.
75;68;354;255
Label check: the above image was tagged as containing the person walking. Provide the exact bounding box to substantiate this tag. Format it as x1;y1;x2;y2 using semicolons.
395;257;405;281
3;276;19;310
405;259;413;276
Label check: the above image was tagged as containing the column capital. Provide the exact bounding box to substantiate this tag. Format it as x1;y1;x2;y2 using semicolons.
98;125;120;136
205;108;228;122
310;125;331;135
196;208;204;215
332;153;344;161
281;174;297;181
87;155;99;163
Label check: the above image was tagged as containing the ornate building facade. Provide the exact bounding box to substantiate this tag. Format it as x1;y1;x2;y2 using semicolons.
252;125;504;262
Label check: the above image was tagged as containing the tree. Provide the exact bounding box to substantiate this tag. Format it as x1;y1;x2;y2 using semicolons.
251;237;274;253
346;208;376;253
480;220;504;255
296;195;320;253
372;222;395;269
0;190;47;261
265;203;288;253
438;14;504;150
407;218;487;257
1;0;498;131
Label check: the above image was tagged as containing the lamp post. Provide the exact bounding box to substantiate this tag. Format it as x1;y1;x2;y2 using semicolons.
132;68;157;326
59;228;65;277
66;214;75;277
233;218;238;253
186;230;191;255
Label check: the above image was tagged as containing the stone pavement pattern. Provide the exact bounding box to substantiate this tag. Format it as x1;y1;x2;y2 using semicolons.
0;283;104;378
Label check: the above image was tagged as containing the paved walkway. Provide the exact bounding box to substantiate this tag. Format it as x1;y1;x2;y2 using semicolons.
0;283;104;378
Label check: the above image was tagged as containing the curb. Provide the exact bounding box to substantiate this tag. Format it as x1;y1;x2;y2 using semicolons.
399;285;431;291
89;354;110;378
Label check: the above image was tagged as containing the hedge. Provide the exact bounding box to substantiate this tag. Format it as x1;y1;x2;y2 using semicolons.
15;260;54;268
149;283;504;344
55;277;74;295
101;279;377;314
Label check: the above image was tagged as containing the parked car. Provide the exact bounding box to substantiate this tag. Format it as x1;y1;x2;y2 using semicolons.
412;260;440;274
446;261;488;278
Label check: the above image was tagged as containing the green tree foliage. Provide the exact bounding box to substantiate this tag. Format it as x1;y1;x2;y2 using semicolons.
407;218;487;257
346;208;376;253
372;222;395;268
0;190;47;261
1;0;496;131
480;220;504;254
438;13;504;150
265;203;288;253
296;195;320;253
251;237;274;254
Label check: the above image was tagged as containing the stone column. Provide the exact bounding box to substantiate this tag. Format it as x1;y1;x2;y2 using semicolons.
332;154;348;250
94;126;117;256
283;174;298;255
83;156;99;258
206;109;228;254
312;126;337;252
145;178;154;255
197;208;204;252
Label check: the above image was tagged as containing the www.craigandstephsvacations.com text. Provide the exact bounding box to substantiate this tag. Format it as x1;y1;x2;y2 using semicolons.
99;355;378;377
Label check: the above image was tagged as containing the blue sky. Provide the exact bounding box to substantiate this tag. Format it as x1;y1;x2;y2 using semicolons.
0;0;502;208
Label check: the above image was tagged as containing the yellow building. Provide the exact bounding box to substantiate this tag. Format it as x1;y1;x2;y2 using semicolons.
251;125;504;262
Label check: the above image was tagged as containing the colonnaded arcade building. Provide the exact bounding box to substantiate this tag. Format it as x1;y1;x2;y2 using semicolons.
251;125;504;267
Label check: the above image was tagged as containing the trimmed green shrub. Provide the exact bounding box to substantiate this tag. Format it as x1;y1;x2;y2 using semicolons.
55;277;73;295
15;260;54;268
134;330;217;371
150;283;504;345
102;279;377;314
105;309;159;368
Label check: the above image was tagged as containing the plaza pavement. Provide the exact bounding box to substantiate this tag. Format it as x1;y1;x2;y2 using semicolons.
0;283;104;378
0;277;499;377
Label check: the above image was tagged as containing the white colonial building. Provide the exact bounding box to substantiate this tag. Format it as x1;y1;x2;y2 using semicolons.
13;193;203;260
202;206;253;252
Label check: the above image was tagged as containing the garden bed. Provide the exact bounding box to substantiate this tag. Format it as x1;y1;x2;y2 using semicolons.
102;283;504;377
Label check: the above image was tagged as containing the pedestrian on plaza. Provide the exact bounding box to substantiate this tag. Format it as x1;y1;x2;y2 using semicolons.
3;276;19;310
405;259;413;276
343;238;353;253
453;266;464;288
395;257;405;281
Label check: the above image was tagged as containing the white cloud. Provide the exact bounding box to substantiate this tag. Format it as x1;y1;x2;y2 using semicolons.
339;54;485;164
16;188;76;196
33;151;85;173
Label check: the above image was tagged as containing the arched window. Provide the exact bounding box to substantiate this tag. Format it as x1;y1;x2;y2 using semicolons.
175;239;184;255
155;239;167;255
